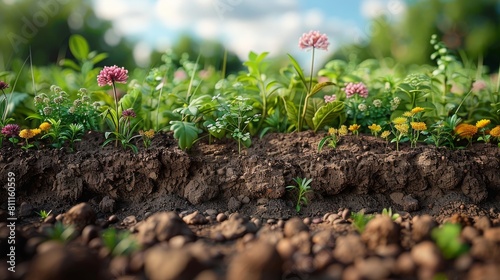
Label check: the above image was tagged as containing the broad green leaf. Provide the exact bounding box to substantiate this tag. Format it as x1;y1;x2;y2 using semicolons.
287;54;308;90
170;121;201;150
285;100;299;129
90;53;109;65
309;82;335;97
69;34;90;61
305;98;324;129
119;89;142;116
312;101;346;132
59;59;80;71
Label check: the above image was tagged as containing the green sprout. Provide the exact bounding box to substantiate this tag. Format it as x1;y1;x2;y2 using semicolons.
102;228;140;256
286;177;313;213
36;209;52;220
431;223;469;259
351;211;374;233
381;207;400;221
44;221;76;243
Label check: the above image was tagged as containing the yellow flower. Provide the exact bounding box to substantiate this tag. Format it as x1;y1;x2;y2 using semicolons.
39;122;51;132
328;127;337;136
338;125;348;136
392;117;407;125
475;119;491;129
411;107;425;114
455;123;478;139
348;124;360;132
32;128;42;136
381;130;391;139
19;129;36;139
140;129;155;139
403;111;413;117
368;124;382;133
395;123;409;134
410;122;427;131
490;126;500;137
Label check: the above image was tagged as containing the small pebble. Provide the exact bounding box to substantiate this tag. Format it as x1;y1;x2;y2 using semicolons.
303;217;311;225
267;219;276;225
216;213;227;223
342;209;351;220
108;215;119;224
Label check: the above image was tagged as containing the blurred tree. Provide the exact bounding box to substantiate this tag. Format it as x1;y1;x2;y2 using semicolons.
332;0;500;71
0;0;139;70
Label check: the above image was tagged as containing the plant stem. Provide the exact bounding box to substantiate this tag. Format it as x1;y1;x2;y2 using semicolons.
112;81;119;147
300;48;316;131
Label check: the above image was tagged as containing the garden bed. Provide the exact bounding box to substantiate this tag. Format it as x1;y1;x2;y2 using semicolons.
1;131;500;279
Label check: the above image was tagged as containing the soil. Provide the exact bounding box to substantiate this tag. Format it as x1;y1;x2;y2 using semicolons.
1;131;499;279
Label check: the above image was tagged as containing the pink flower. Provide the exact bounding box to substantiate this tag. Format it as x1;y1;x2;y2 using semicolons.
344;82;368;99
324;94;337;103
121;108;136;119
299;30;329;51
0;81;9;90
97;65;128;87
1;124;20;137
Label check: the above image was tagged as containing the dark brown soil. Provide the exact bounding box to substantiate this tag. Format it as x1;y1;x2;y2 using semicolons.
1;131;500;279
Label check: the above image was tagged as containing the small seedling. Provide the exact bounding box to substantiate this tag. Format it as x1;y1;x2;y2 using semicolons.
44;221;76;243
286;177;313;213
431;223;469;259
381;207;400;221
36;209;52;220
351;211;374;233
102;228;140;256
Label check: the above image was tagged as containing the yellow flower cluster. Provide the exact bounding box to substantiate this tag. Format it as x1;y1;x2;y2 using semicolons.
410;122;427;131
475;119;491;129
348;124;360;132
39;122;51;132
139;129;155;139
19;128;41;139
338;125;348;136
490;126;500;137
381;131;391;139
368;124;382;133
395;123;409;134
392;117;407;125
411;107;425;114
455;124;478;139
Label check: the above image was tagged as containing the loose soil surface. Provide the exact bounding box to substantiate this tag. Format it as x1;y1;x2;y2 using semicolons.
1;131;499;279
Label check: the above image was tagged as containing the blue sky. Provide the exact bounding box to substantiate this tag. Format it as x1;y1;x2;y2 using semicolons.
92;0;407;66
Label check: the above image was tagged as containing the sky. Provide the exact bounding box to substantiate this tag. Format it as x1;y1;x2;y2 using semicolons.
91;0;407;67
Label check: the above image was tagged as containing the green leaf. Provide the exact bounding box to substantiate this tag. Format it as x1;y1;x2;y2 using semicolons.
119;89;142;116
170;121;201;150
432;223;469;259
309;82;335;97
90;53;109;65
305;98;324;129
69;34;90;61
285;100;300;129
312;101;346;132
59;59;80;71
287;54;308;90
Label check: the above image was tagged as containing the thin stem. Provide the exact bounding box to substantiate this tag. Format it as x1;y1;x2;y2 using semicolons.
1;89;7;122
300;48;316;131
112;81;119;147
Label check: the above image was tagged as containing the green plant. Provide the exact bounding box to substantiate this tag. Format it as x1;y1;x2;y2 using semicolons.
36;209;52;220
381;208;400;221
286;177;313;213
44;221;76;243
102;228;139;256
318;125;348;151
206;95;260;154
102;108;142;153
60;123;85;152
351;211;374;233
431;223;469;259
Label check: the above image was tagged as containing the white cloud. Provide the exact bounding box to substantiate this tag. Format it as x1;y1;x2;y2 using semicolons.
361;0;407;19
93;0;368;67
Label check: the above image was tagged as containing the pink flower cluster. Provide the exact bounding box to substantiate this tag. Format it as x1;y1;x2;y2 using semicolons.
299;30;329;51
1;124;20;137
122;108;136;118
344;82;368;99
324;94;337;103
97;65;128;87
0;81;9;90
